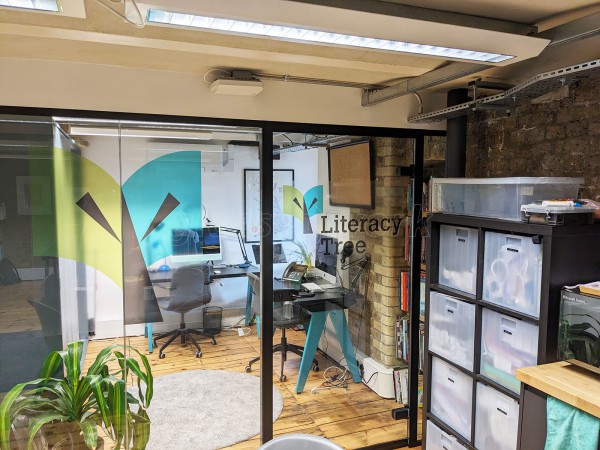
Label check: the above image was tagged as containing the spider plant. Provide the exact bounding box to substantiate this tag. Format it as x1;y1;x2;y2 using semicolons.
0;340;153;450
289;241;314;267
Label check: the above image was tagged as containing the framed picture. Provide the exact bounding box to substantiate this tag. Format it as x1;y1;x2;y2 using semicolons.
328;140;374;208
16;176;52;215
243;169;294;243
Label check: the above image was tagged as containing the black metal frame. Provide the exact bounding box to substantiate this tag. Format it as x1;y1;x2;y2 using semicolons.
1;105;445;448
423;213;600;449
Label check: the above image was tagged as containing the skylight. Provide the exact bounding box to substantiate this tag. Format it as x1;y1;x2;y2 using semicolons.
0;0;59;12
147;9;514;63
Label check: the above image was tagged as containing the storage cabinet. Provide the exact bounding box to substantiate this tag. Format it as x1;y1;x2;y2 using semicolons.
423;214;600;450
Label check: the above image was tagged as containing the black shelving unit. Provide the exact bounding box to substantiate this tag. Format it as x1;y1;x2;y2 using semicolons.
422;214;600;450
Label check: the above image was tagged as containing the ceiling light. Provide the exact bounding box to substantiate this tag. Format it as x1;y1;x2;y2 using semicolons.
69;127;213;140
147;10;514;63
0;0;59;12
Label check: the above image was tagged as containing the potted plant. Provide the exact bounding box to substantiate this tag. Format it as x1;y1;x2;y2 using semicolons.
289;241;315;276
0;340;153;450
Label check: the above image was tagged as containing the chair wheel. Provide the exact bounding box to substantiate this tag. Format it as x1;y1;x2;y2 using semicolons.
196;351;202;358
211;340;217;346
312;365;319;372
280;375;287;382
159;353;165;359
245;365;252;372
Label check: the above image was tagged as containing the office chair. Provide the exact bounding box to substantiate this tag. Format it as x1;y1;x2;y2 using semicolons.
153;266;214;359
245;273;319;382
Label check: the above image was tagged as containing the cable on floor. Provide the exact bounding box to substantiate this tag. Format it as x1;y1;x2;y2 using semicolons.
311;366;350;394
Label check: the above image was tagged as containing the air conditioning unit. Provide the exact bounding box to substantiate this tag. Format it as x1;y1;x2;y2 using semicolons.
146;143;233;173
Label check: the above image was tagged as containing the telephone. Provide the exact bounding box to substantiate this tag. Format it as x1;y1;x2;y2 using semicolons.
282;262;308;282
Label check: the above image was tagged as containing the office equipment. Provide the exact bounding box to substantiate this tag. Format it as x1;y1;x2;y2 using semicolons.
315;234;338;276
340;252;371;290
153;266;214;358
301;282;324;293
282;262;307;282
559;288;600;375
252;243;288;265
170;226;222;264
245;273;319;382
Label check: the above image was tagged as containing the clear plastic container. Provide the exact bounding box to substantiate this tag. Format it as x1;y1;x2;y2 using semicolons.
438;225;478;295
430;177;583;221
426;420;466;450
474;383;519;450
429;292;476;371
482;232;543;318
430;356;473;440
480;308;539;393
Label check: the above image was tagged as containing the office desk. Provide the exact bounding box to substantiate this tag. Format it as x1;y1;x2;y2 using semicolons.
147;265;259;352
272;279;362;394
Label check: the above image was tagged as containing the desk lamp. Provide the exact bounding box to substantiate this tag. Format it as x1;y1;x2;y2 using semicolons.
340;242;371;290
220;227;251;268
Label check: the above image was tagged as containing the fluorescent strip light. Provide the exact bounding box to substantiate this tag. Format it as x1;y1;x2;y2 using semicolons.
69;127;213;140
0;0;59;12
147;9;514;63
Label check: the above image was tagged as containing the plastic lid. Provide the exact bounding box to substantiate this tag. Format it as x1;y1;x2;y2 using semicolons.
432;177;584;185
521;204;596;213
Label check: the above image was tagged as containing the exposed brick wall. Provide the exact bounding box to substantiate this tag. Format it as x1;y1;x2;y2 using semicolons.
466;75;600;199
347;136;445;367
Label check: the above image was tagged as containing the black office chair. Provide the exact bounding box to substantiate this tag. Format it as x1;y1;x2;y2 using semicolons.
153;266;214;359
245;273;319;382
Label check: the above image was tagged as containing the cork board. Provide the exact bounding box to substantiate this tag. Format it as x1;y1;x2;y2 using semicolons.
328;141;374;208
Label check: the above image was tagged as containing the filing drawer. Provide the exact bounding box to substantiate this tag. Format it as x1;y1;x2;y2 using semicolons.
429;292;476;371
475;382;519;450
482;232;543;318
430;356;473;440
438;225;478;295
426;420;466;450
480;308;539;393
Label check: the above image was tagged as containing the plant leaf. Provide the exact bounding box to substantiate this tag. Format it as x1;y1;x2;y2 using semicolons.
39;351;65;380
128;347;153;407
78;419;98;449
65;341;85;393
86;375;111;433
27;412;68;450
109;380;127;449
0;378;44;450
130;408;151;450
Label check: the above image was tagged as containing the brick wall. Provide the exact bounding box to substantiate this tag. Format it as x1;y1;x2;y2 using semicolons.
348;136;445;367
466;75;600;199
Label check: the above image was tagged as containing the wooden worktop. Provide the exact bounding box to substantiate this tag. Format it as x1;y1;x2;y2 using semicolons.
516;361;600;419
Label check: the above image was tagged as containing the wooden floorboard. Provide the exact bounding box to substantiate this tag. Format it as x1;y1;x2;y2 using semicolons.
2;279;422;449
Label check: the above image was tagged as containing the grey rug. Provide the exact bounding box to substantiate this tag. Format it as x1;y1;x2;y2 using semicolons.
145;370;284;450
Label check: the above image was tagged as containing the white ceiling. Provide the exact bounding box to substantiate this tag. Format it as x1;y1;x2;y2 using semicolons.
0;0;598;96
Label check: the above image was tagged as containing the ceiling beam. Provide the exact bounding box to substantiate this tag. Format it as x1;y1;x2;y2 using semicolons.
361;62;489;107
538;12;600;48
286;0;536;35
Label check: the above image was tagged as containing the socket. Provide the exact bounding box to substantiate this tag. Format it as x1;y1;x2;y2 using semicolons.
237;328;244;337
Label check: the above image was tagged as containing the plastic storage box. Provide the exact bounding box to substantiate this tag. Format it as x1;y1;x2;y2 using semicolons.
474;383;519;450
482;231;542;318
430;177;583;221
480;308;539;393
438;225;478;295
521;203;596;225
426;420;466;450
428;292;476;371
430;356;473;440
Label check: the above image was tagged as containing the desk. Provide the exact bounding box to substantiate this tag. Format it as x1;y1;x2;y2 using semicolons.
147;265;259;352
272;279;362;394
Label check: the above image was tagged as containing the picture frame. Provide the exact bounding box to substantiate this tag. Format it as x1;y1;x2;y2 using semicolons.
328;140;375;208
243;169;295;243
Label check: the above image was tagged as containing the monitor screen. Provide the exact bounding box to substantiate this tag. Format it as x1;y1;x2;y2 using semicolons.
171;226;222;263
315;234;338;277
252;243;287;265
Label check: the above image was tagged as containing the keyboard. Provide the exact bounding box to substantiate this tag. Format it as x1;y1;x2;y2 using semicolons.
301;282;324;292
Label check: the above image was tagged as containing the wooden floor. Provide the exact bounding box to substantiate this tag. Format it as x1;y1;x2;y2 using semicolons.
2;281;422;449
87;329;421;450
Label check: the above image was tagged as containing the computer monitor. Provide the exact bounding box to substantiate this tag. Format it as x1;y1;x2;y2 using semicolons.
252;243;287;265
170;226;222;264
315;234;338;277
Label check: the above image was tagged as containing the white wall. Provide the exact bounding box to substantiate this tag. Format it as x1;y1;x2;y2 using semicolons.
0;57;446;130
